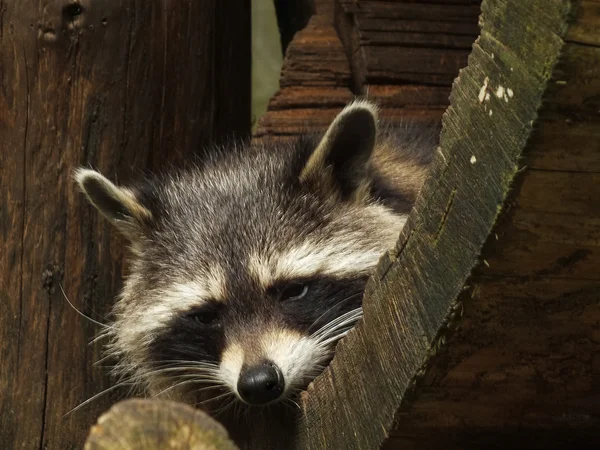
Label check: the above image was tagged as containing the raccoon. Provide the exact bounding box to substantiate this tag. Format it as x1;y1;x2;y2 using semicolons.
75;100;437;411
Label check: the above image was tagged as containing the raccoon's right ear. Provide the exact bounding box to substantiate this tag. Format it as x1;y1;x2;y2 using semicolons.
74;168;152;240
300;100;378;200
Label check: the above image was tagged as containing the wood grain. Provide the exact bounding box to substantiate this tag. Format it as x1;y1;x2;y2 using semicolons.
0;2;250;449
335;0;480;88
84;399;239;450
385;0;600;448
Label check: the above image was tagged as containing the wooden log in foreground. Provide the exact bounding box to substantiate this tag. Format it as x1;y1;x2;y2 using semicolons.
85;399;238;450
0;2;249;449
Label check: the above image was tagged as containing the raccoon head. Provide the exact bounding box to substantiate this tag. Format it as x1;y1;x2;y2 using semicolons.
76;101;408;408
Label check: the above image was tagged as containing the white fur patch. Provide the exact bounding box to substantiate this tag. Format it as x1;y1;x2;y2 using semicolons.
248;244;377;287
339;99;379;121
219;343;245;394
115;265;227;361
203;264;228;300
249;205;406;287
220;329;325;400
74;168;152;223
259;329;325;392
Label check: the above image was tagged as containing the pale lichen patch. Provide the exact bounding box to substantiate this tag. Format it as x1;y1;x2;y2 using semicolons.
489;109;493;116
495;85;505;98
436;146;447;164
507;88;514;98
470;155;477;164
478;77;489;103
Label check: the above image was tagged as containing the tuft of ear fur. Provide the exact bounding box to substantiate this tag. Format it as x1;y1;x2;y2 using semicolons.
301;100;378;201
74;168;152;240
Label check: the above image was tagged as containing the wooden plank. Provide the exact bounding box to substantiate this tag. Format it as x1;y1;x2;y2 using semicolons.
364;46;470;79
364;85;451;107
255;107;444;138
267;86;355;110
357;17;480;35
525;119;600;172
335;0;478;90
516;170;600;216
383;1;600;448
385;275;600;449
280;25;351;87
294;0;583;448
340;1;482;21
477;208;600;279
541;44;600;121
254;1;354;140
359;30;477;48
255;108;344;136
274;0;315;53
567;0;600;46
0;2;250;449
511;40;600;171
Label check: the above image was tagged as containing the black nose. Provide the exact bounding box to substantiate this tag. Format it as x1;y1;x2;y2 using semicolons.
237;362;284;405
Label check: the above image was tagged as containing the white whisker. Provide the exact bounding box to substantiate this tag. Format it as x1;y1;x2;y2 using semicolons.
196;390;233;405
212;397;238;418
59;283;112;330
307;293;362;333
151;377;221;399
65;380;133;416
312;307;363;340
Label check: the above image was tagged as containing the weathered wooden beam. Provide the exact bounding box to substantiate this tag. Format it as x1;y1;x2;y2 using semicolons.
0;2;250;449
84;399;239;450
335;0;480;90
295;0;598;449
386;1;600;447
254;0;455;143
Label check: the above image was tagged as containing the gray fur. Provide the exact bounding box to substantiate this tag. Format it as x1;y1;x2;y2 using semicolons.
75;100;439;408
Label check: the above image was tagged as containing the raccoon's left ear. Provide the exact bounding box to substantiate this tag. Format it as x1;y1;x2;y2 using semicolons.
300;100;377;200
74;168;152;241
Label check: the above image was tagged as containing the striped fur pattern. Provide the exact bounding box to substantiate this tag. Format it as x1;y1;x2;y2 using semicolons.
75;100;438;411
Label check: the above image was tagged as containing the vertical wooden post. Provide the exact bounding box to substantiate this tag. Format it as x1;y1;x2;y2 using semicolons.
0;1;250;449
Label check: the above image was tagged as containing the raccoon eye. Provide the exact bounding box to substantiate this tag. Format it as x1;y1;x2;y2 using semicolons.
280;283;308;301
193;311;219;326
187;305;221;327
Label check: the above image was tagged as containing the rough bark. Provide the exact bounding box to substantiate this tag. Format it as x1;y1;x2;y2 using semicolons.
0;2;250;449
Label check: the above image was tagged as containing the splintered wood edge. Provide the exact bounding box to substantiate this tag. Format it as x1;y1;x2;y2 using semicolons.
295;0;577;449
84;399;239;450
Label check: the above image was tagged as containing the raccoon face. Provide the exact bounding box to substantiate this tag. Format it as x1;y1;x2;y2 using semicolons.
76;101;408;407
